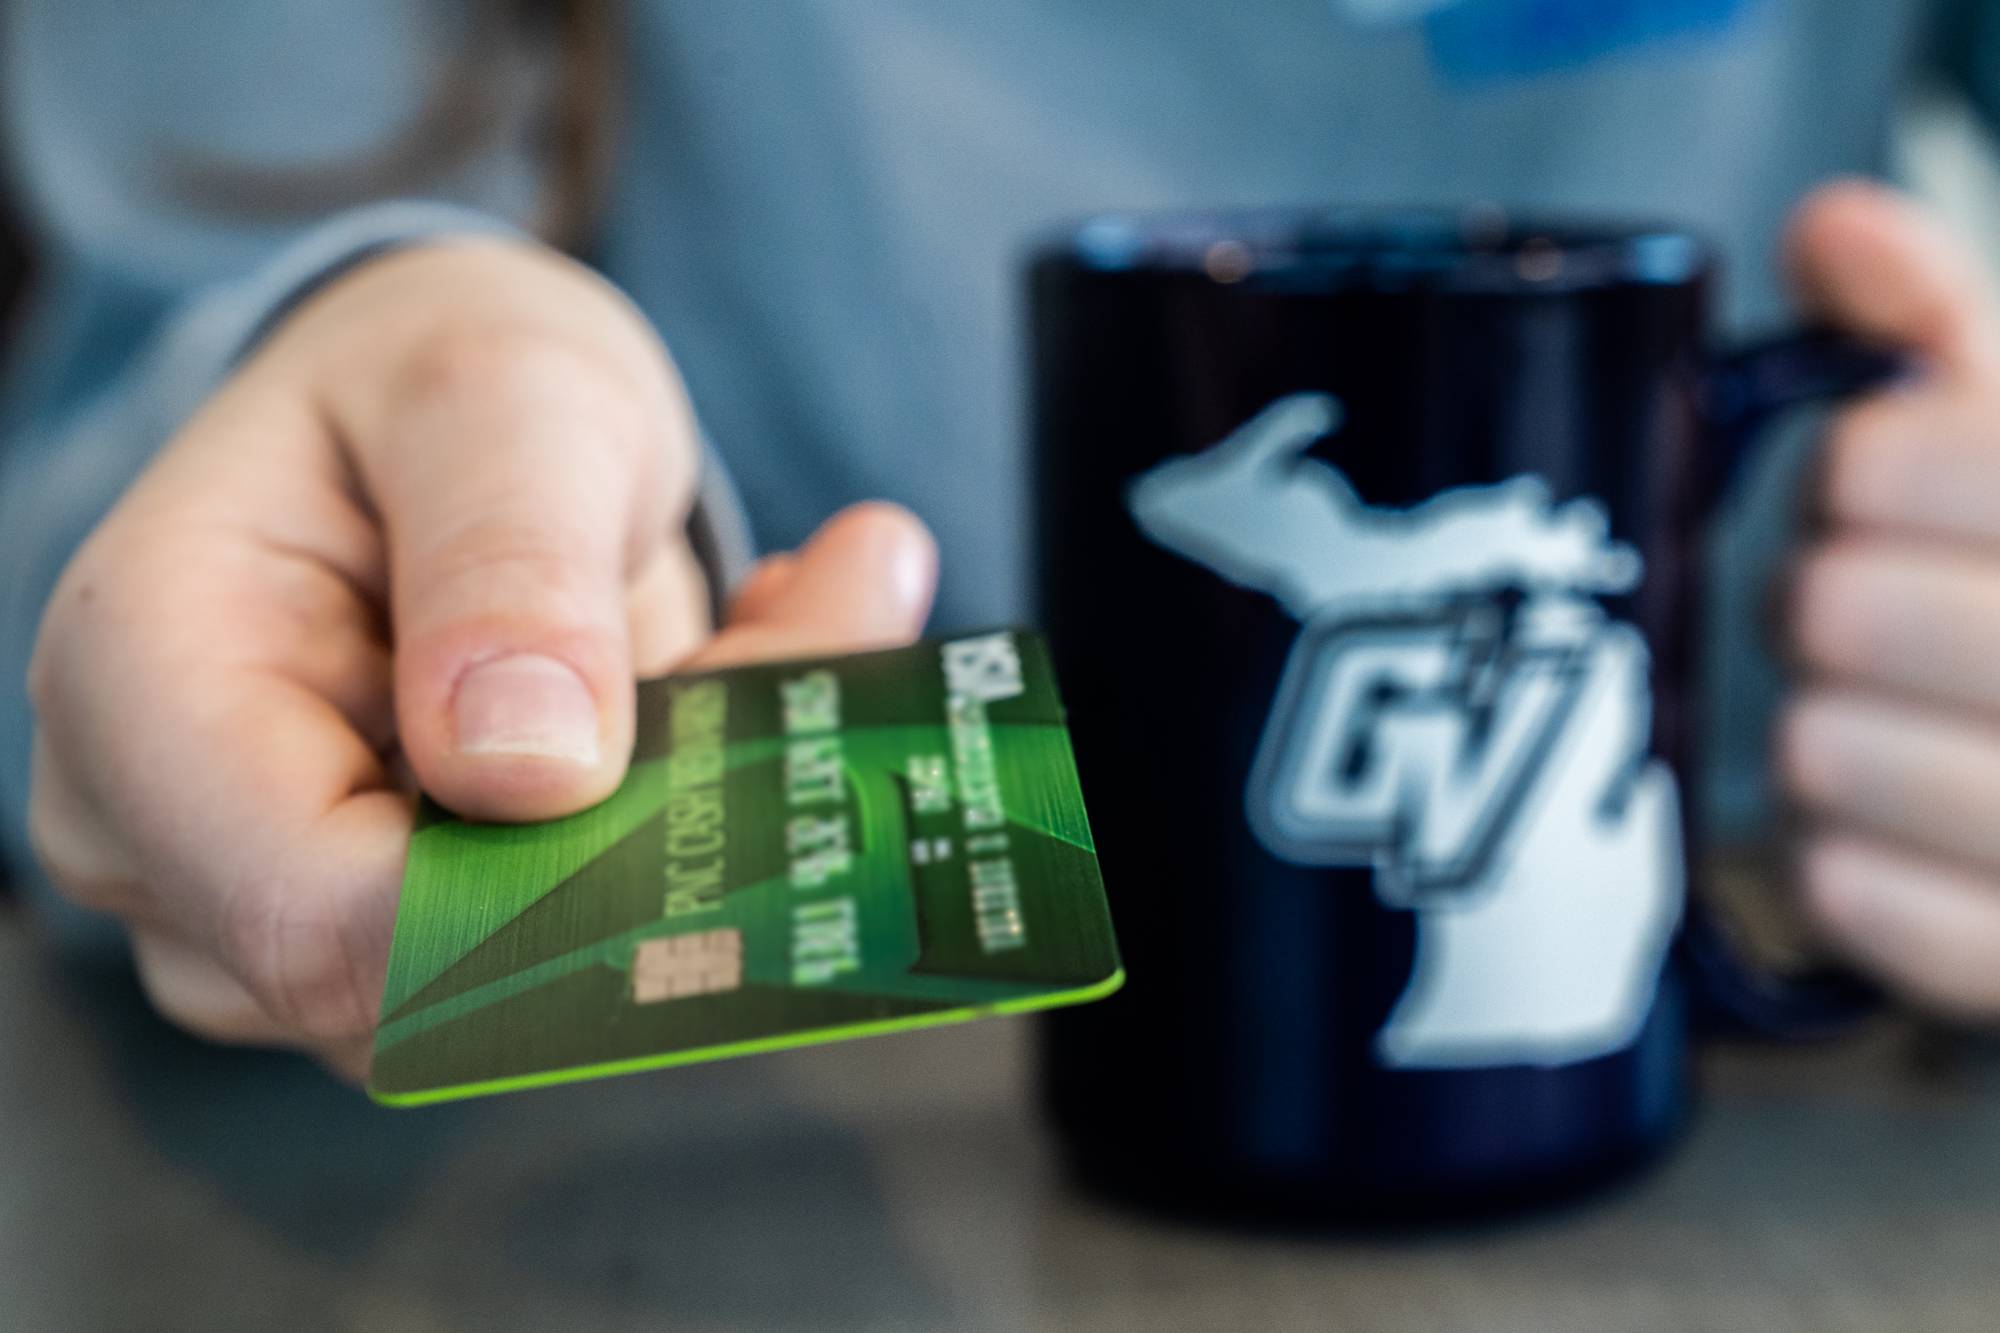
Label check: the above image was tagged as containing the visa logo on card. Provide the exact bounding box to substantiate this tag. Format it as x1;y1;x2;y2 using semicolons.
1337;0;1756;81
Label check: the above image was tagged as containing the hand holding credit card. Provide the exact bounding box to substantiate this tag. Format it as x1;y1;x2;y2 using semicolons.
370;629;1122;1105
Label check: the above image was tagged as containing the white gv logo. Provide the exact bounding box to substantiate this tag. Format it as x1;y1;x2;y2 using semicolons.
1127;394;1684;1070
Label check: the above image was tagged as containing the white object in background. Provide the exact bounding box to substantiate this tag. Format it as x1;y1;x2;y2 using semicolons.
1129;392;1683;1069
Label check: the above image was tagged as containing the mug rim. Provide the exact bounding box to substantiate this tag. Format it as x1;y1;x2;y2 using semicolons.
1046;205;1715;295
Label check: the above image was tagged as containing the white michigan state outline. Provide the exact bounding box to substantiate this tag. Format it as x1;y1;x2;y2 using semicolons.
1127;393;1684;1069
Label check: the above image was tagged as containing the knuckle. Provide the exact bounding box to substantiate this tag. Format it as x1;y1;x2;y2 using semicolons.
128;956;210;1042
394;325;650;458
383;325;675;573
218;885;373;1043
24;771;135;916
130;949;243;1047
25;576;87;720
24;796;83;902
415;514;609;616
397;324;568;402
128;932;285;1049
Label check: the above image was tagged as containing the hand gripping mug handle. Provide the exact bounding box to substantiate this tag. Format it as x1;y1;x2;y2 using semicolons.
1685;328;1909;1041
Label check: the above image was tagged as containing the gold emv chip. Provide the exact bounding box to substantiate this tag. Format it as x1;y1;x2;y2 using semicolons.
631;929;744;1003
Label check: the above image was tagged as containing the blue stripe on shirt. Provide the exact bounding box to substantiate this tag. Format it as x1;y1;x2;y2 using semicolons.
1424;0;1756;82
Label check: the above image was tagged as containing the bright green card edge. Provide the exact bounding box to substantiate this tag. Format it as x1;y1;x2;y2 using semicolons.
366;967;1124;1109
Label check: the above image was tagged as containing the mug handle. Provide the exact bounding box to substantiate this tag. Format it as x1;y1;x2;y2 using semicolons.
1684;328;1909;1041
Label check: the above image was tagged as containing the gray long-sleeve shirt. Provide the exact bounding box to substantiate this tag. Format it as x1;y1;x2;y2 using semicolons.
0;0;1989;924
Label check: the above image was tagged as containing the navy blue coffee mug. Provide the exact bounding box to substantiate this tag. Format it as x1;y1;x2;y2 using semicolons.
1031;209;1896;1220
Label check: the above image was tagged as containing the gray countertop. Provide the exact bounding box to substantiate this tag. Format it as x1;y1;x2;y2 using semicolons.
3;911;1997;1333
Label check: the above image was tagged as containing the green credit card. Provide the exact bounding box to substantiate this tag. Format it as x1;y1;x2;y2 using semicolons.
369;629;1122;1106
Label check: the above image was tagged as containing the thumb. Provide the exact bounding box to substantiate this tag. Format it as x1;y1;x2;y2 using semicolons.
363;333;697;824
1785;178;2000;381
